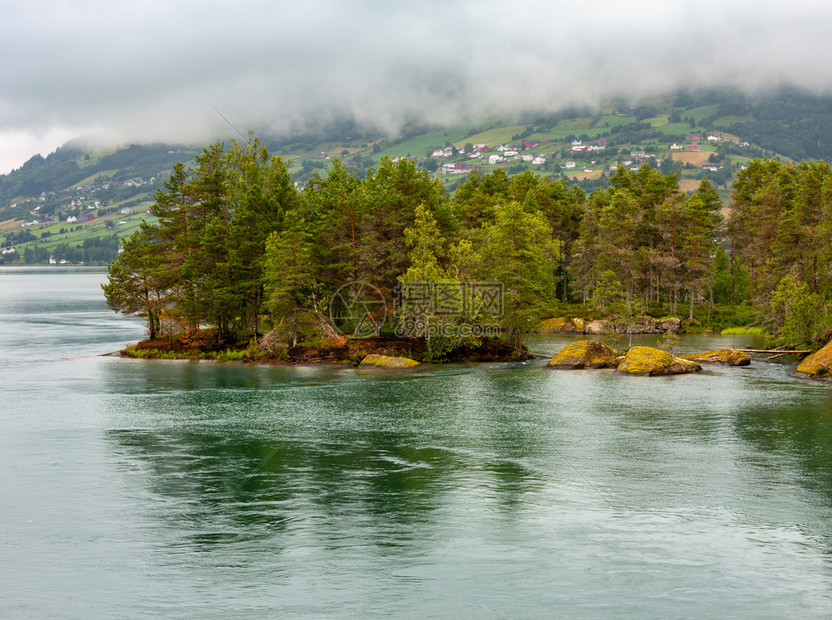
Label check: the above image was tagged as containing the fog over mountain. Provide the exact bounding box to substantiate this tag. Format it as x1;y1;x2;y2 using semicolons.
2;0;831;174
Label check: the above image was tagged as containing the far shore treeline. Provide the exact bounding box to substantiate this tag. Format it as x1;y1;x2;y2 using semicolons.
103;135;832;356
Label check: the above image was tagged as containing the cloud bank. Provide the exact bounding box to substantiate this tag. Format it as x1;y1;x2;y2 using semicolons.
2;0;832;173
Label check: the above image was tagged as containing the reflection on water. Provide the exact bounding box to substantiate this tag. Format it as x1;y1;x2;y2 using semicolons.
3;268;832;617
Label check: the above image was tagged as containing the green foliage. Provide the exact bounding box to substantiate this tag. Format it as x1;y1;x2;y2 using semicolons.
721;326;763;335
657;330;680;355
474;201;562;352
766;274;830;348
591;270;625;314
94;119;832;358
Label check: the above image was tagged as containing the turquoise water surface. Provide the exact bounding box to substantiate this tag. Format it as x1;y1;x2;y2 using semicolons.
2;267;832;618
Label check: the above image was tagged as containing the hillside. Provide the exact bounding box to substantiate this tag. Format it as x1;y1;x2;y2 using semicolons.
2;87;831;265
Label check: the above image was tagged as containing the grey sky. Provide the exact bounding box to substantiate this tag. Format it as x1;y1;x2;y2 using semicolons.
1;0;831;174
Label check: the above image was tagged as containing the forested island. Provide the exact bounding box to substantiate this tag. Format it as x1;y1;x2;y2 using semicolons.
102;135;832;369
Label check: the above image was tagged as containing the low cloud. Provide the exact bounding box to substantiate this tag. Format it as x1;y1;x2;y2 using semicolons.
2;0;832;173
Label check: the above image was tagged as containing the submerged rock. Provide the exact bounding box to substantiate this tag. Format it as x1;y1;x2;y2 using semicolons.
796;340;832;378
358;354;421;369
617;346;701;376
547;340;618;369
682;349;750;366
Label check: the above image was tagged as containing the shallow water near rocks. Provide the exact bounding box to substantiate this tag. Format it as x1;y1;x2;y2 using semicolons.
2;267;832;617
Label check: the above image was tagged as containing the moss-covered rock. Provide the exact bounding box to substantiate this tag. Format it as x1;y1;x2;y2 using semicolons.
617;346;701;376
546;340;618;369
682;349;750;366
568;318;586;332
536;317;567;333
796;340;832;378
358;354;421;369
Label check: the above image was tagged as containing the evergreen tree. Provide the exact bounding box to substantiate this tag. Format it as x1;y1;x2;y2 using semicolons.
264;208;315;346
475;201;562;353
101;223;165;339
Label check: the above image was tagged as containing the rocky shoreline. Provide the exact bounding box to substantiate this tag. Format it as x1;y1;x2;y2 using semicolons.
117;328;831;380
537;316;683;335
119;332;528;366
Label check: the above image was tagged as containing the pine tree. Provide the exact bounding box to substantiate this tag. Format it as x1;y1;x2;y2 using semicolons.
101;223;165;339
475;201;562;353
264;208;314;346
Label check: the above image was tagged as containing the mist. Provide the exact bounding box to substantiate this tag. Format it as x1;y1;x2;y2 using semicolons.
2;0;832;173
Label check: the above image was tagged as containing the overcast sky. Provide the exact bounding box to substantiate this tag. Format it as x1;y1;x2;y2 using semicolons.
2;0;831;174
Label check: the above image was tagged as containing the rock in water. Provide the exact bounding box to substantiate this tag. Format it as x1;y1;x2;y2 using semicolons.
547;340;618;369
617;346;701;376
682;349;750;366
359;354;421;369
796;341;832;378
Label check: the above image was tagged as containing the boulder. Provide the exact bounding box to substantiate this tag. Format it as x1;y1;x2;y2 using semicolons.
535;317;587;334
613;316;682;334
682;349;750;366
796;340;832;378
657;318;682;334
585;320;608;334
617;346;701;376
568;318;586;333
546;340;618;369
358;354;421;369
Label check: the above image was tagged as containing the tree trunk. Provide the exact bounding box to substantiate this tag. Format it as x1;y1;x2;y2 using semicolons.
688;283;695;322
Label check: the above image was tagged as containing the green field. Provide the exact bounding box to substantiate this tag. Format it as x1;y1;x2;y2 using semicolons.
655;122;699;136
73;169;119;187
685;104;719;123
453;125;527;148
377;126;472;159
598;114;637;129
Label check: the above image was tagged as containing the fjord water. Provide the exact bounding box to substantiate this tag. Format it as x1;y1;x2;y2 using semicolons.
2;268;832;618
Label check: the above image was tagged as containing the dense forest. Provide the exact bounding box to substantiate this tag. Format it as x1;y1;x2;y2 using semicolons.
103;136;832;358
